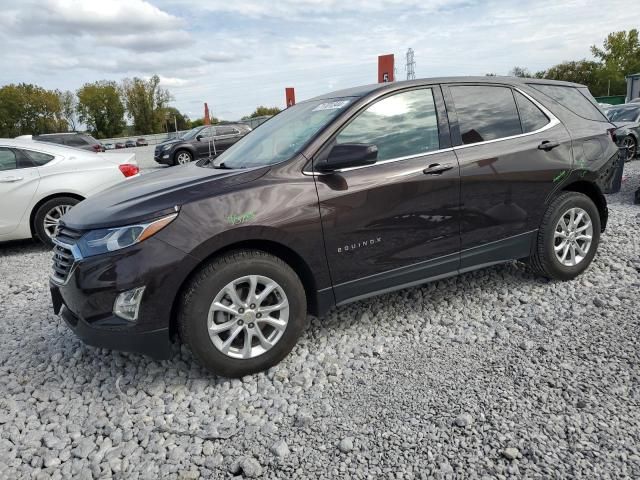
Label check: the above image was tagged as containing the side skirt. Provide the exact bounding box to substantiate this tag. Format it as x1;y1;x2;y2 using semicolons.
332;230;537;308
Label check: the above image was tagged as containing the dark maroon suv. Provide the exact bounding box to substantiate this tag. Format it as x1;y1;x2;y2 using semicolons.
50;77;623;377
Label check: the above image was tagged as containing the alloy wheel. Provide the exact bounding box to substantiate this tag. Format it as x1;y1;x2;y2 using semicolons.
207;275;289;359
177;152;192;164
622;136;636;161
553;207;593;267
43;204;72;238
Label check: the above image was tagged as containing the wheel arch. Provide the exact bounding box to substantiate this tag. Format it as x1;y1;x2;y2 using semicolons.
172;145;196;163
561;180;607;232
169;239;322;338
29;192;85;237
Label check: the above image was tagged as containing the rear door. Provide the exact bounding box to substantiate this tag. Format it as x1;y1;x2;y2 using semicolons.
314;86;461;304
0;147;41;235
443;83;573;267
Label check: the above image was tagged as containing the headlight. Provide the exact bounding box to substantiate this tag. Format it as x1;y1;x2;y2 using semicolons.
162;144;173;151
76;213;178;257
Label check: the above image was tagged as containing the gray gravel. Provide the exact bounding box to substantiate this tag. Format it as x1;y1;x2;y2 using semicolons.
1;163;639;478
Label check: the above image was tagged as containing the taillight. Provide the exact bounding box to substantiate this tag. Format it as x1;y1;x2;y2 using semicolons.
607;127;618;143
92;144;102;152
119;164;139;177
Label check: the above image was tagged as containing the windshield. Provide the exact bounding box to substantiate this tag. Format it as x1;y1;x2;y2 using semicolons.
607;107;640;123
180;126;205;140
210;98;353;169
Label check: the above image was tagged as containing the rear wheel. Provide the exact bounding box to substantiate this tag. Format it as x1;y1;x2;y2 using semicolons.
179;250;307;377
622;135;637;162
34;196;80;247
174;150;192;165
529;192;600;280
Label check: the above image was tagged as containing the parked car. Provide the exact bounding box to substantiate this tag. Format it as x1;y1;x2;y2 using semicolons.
605;103;640;161
51;77;622;377
154;124;251;165
125;140;136;148
104;143;115;150
0;139;139;247
16;133;106;153
136;138;148;147
115;142;126;149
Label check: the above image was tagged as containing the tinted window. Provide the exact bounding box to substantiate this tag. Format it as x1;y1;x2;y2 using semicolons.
450;86;522;145
198;127;213;138
24;150;55;166
216;126;237;136
36;135;63;145
65;136;88;146
515;91;549;132
0;148;17;171
336;89;439;161
530;84;607;122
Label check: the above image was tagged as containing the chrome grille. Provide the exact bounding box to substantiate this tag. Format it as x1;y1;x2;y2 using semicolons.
51;225;82;284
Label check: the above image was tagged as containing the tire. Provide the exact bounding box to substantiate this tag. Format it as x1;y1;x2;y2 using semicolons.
622;135;637;162
34;196;80;247
174;150;192;165
179;250;307;378
529;192;600;281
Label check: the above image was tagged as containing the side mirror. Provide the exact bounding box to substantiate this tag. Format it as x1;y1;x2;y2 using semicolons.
316;143;378;172
195;134;203;141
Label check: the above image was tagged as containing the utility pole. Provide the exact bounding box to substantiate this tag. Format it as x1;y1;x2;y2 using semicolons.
405;48;416;80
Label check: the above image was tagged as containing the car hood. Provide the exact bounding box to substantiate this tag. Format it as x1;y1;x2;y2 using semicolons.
158;138;182;147
613;121;640;129
62;164;269;230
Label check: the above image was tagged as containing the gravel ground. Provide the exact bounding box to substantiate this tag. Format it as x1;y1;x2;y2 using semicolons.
1;163;639;479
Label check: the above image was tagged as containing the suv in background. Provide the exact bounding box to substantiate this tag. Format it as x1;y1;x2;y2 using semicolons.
31;133;105;152
51;77;623;378
154;124;251;166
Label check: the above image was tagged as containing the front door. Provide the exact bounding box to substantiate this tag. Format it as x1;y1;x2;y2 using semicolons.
195;127;216;158
313;87;461;304
0;147;40;236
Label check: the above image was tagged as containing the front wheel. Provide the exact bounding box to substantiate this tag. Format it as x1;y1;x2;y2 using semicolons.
174;150;193;165
529;192;600;280
34;196;80;247
179;250;307;377
622;135;637;162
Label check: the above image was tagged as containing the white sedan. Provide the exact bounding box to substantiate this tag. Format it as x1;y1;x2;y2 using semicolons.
0;139;139;246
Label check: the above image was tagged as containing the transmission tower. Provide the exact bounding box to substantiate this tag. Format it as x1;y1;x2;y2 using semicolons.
405;48;416;80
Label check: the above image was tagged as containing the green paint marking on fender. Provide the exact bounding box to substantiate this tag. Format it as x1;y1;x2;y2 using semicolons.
227;212;256;225
553;170;567;183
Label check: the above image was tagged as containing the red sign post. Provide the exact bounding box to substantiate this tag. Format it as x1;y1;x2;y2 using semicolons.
285;87;296;107
378;54;394;83
204;103;210;125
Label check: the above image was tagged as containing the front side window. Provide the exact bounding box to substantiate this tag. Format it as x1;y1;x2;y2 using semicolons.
515;91;549;133
335;89;440;161
0;148;17;171
450;85;522;145
530;84;608;122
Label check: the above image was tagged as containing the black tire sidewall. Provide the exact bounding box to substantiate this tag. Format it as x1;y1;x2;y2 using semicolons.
34;197;80;247
542;194;601;280
180;253;306;377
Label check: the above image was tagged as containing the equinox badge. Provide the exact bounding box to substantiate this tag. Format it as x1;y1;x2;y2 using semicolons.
337;237;382;253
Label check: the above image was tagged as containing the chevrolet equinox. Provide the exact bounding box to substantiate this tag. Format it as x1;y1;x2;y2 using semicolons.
50;77;623;377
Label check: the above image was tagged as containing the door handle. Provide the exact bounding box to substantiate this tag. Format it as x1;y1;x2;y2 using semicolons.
0;176;23;183
538;140;560;151
423;163;454;175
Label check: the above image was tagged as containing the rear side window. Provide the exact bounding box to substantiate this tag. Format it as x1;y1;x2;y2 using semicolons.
336;88;440;161
529;84;607;122
24;150;55;166
65;136;88;147
0;147;17;171
450;86;522;145
514;92;549;132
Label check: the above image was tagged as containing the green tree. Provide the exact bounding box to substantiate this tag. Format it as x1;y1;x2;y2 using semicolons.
77;81;126;139
190;116;220;128
242;106;281;120
539;60;610;96
58;90;78;131
509;66;533;78
161;107;191;131
590;29;640;95
121;75;173;134
0;83;66;137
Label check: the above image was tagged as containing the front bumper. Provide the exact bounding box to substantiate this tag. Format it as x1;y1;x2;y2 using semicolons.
50;237;199;359
154;148;173;165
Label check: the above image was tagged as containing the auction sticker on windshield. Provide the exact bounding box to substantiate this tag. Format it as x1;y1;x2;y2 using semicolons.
312;100;351;111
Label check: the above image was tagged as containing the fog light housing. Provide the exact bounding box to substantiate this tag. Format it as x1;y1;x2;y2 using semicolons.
113;287;145;322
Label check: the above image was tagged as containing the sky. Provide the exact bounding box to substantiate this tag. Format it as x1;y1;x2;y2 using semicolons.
0;0;636;120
